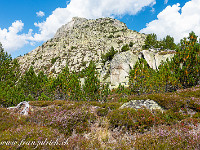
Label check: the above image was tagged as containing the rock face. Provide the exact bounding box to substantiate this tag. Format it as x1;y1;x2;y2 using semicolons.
17;17;175;89
110;51;139;89
140;49;175;70
108;49;175;89
120;99;163;111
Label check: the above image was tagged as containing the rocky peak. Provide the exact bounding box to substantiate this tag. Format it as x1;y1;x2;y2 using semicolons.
54;17;88;38
54;17;127;39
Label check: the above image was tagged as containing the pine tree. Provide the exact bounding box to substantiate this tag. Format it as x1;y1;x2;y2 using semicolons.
0;43;23;107
171;32;200;88
83;61;100;101
20;66;38;98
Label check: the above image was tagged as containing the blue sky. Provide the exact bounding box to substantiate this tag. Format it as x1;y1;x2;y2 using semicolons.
0;0;199;58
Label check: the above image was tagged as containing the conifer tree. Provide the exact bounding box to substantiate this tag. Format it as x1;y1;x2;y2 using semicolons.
83;61;100;101
0;43;23;106
171;32;200;88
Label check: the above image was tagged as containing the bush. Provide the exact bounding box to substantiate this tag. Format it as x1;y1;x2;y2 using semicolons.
51;56;59;64
108;108;159;132
160;35;176;50
121;44;130;52
142;34;176;50
108;34;114;38
142;33;159;49
101;46;117;64
38;92;51;101
83;61;100;101
129;41;134;47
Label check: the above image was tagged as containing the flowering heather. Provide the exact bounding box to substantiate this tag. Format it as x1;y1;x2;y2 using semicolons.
0;85;200;149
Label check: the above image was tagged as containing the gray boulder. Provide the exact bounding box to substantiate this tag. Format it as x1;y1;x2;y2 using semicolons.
120;99;163;111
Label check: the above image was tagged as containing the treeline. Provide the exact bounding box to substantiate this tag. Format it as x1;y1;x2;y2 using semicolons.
0;46;110;107
142;33;177;50
0;32;199;107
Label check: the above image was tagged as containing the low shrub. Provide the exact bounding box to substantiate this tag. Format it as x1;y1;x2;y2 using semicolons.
101;46;117;64
108;108;160;132
121;44;130;52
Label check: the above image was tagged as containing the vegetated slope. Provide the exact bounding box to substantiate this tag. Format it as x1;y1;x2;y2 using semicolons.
17;17;145;76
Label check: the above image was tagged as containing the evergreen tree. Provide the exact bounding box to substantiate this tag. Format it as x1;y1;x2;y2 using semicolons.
20;66;38;98
83;61;100;101
142;33;159;49
0;43;23;107
161;35;176;50
171;32;200;88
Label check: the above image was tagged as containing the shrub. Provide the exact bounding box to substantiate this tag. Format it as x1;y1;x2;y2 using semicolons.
171;32;200;88
121;44;130;52
101;46;117;64
129;58;158;94
51;56;59;64
129;41;134;47
142;33;159;49
83;61;100;101
38;92;51;101
50;65;82;101
108;108;159;132
160;35;177;50
129;58;181;95
108;34;114;38
70;46;77;50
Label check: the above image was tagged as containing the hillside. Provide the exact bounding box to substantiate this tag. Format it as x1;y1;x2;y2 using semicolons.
17;17;145;74
17;17;176;89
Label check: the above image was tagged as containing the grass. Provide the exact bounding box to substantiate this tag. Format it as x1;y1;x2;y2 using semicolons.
0;85;200;149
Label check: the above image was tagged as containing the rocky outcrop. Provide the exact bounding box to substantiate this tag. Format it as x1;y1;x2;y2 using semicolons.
120;99;163;111
109;51;139;89
140;49;175;70
108;49;175;89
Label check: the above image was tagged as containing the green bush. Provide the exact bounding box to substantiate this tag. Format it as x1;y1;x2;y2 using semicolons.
108;34;114;38
142;33;159;49
142;34;176;50
121;44;130;52
129;58;166;94
129;41;134;47
83;61;100;101
160;35;177;50
51;56;59;64
108;108;159;132
101;46;117;64
38;92;51;101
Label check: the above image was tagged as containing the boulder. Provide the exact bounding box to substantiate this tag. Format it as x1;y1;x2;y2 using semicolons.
8;101;31;115
120;99;163;111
